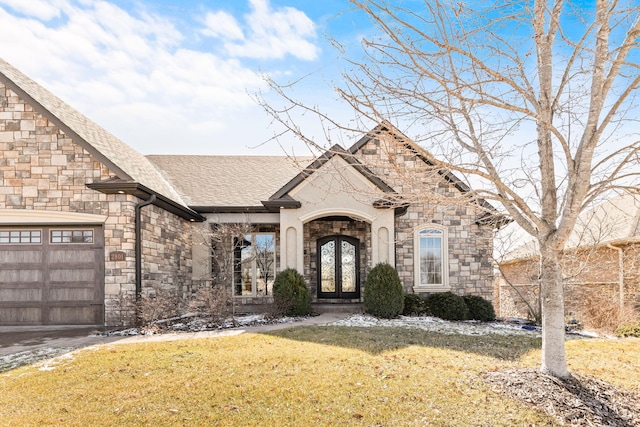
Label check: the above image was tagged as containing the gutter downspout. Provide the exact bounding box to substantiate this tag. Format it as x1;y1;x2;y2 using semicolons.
135;194;156;324
607;243;624;315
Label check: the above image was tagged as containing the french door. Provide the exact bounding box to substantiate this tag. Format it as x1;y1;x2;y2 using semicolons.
317;235;360;299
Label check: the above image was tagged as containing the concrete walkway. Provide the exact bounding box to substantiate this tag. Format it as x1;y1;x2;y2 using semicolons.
0;313;352;357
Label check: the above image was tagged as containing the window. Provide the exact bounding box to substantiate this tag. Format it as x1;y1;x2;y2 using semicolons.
234;233;275;297
0;230;42;244
414;225;449;291
50;229;94;244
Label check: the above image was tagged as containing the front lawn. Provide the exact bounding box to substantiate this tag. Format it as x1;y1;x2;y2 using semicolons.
0;326;637;426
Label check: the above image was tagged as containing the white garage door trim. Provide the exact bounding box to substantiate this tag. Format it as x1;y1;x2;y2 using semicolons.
0;209;107;225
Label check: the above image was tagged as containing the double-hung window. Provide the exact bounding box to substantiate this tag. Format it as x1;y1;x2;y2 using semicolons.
414;225;449;291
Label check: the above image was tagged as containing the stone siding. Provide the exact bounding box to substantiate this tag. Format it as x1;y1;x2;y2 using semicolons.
353;133;495;299
1;83;195;326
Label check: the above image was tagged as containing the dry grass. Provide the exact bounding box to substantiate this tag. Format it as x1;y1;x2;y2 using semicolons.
562;338;639;393
578;293;639;334
0;327;637;426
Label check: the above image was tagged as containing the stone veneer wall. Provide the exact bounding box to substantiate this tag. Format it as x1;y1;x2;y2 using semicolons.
353;133;495;300
304;219;370;302
1;83;195;326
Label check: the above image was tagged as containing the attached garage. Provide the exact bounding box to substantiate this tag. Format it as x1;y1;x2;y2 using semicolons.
0;225;104;325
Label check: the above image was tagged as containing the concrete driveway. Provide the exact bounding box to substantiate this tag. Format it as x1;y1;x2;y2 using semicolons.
0;325;121;357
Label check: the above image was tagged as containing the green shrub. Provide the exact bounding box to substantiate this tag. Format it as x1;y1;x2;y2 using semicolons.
402;294;428;316
272;268;311;316
364;263;404;319
462;295;496;322
425;292;469;321
615;321;640;337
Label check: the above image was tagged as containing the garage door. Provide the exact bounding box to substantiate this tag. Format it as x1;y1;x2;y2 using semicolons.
0;226;104;325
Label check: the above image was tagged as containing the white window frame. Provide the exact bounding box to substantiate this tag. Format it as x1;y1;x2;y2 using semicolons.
413;224;449;292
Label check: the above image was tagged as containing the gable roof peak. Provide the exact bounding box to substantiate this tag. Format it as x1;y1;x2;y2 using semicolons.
0;57;197;218
264;138;400;211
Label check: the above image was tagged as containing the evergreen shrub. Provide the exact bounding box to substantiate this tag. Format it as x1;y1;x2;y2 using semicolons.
425;291;469;321
462;295;496;321
272;268;311;316
402;294;428;316
364;263;404;318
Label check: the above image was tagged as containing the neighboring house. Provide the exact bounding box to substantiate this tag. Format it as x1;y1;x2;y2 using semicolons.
1;58;502;326
497;194;640;321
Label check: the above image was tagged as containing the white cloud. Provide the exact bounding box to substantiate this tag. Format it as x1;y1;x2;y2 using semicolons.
0;0;64;20
202;0;319;61
201;10;245;40
0;0;292;154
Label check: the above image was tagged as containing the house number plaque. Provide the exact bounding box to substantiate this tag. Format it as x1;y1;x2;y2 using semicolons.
109;251;126;261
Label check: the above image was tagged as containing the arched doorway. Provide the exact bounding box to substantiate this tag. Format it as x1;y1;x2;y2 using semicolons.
317;235;360;299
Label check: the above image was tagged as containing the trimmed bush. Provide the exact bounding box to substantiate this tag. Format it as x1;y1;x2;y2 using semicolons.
615;321;640;338
402;294;428;316
272;268;311;316
364;263;404;318
425;292;469;321
463;295;496;322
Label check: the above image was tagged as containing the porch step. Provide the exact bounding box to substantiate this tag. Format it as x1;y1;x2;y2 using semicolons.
312;303;364;314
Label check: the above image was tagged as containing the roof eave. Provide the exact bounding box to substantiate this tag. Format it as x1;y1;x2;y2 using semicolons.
475;212;513;228
190;205;274;214
261;199;302;212
86;181;205;222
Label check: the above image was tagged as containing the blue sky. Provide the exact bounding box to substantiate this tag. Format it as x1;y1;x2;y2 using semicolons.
0;0;368;155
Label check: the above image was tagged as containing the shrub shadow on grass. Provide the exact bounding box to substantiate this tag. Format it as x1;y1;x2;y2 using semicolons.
265;325;541;361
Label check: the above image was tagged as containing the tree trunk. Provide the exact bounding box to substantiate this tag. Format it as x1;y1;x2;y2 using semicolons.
539;243;570;378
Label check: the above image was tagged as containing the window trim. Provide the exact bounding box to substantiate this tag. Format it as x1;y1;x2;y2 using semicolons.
413;224;449;292
50;229;94;244
233;232;276;298
0;229;43;244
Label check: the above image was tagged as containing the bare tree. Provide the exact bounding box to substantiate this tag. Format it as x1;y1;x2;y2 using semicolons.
260;0;640;378
191;221;254;318
254;234;276;296
495;193;640;331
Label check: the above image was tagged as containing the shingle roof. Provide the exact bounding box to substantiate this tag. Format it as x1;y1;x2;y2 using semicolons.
566;193;640;247
0;57;188;209
501;193;640;263
146;155;312;208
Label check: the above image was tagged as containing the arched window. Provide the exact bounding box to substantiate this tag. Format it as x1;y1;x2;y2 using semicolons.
414;225;449;291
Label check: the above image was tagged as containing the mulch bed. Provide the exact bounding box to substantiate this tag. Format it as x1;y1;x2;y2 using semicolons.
483;369;640;426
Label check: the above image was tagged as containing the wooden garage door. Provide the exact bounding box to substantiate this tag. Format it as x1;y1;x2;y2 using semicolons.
0;226;104;325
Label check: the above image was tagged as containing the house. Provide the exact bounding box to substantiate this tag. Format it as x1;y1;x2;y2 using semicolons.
497;194;640;323
1;57;501;326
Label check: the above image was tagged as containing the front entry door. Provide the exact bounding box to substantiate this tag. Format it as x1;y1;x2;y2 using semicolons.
317;235;360;299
